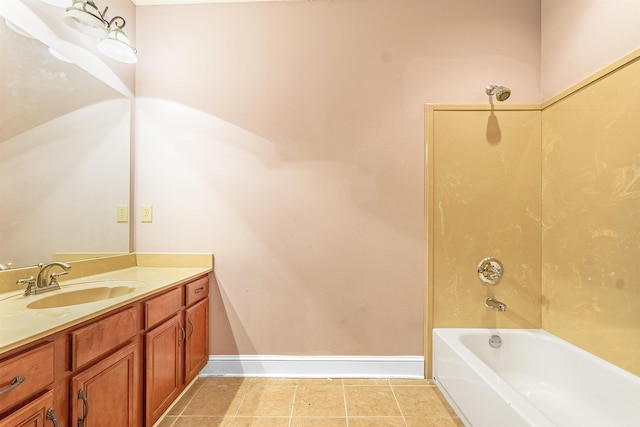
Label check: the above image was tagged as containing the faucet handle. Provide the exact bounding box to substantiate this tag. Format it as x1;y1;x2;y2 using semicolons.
17;276;36;286
50;271;68;286
17;276;37;296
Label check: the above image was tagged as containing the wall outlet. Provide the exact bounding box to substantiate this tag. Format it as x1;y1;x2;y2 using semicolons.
141;205;153;223
117;205;129;223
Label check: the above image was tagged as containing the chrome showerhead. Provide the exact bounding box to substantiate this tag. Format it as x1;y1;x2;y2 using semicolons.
485;85;511;102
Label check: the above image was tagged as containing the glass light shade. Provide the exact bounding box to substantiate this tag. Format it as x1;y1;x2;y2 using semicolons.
97;28;137;63
63;0;107;38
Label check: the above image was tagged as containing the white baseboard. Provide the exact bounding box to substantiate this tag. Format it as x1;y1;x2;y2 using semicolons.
200;355;425;379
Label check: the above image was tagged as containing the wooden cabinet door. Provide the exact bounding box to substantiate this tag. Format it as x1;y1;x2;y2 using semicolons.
185;298;209;383
0;390;56;427
70;342;138;427
145;313;183;425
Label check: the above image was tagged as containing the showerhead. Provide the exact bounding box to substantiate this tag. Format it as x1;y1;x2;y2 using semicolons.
485;85;511;102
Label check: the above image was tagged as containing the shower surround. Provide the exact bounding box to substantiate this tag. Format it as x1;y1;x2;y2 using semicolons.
427;51;640;377
541;55;640;376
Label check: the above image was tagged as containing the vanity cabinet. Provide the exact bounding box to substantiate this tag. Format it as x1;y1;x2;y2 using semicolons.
144;276;210;426
185;298;209;382
145;313;183;424
0;273;210;427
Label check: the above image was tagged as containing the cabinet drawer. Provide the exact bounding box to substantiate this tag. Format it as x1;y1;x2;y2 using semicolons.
71;306;138;371
145;287;182;329
0;342;54;414
0;389;54;426
185;276;209;307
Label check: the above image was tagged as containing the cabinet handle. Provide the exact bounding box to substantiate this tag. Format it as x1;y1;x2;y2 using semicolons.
0;375;25;396
194;287;205;294
187;316;194;340
46;408;59;427
178;323;186;347
78;389;89;427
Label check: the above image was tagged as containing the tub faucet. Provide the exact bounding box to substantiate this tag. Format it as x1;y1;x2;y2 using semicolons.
35;262;71;293
486;297;507;312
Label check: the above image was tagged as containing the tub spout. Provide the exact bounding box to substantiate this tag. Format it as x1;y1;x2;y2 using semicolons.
486;297;506;312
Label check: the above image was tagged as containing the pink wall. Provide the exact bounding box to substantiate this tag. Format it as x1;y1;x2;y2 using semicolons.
134;0;540;356
541;0;640;100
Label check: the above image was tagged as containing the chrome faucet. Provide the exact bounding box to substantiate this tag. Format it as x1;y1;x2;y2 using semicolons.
486;297;507;312
35;262;71;293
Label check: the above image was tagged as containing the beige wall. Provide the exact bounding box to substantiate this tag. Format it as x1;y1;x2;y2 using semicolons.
134;0;541;356
428;108;542;331
541;56;640;376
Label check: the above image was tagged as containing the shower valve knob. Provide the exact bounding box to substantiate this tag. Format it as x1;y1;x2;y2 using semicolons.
477;257;504;285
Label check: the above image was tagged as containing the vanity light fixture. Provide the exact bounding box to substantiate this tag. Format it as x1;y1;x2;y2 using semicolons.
63;0;137;63
63;0;108;37
97;17;137;63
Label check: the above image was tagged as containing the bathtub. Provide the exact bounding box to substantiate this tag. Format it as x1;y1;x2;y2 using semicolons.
432;328;640;427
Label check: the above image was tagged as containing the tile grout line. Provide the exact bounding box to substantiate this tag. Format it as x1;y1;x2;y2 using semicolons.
288;381;298;427
172;378;463;426
228;377;253;424
341;379;350;427
164;379;205;422
389;382;409;427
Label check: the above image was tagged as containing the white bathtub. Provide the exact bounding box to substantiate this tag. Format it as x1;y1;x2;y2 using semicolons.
432;328;640;427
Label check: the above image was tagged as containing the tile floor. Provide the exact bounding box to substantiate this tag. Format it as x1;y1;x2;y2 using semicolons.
158;378;464;427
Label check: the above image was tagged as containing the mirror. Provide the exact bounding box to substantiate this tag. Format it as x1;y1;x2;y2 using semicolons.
0;15;131;268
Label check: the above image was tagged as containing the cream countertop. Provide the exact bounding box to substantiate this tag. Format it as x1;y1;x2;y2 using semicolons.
0;253;213;354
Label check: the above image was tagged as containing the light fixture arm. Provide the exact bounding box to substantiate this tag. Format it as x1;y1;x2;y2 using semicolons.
80;0;109;25
64;0;137;63
106;16;127;30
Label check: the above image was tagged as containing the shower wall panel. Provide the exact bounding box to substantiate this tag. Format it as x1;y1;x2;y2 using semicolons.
541;57;640;376
430;108;542;329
